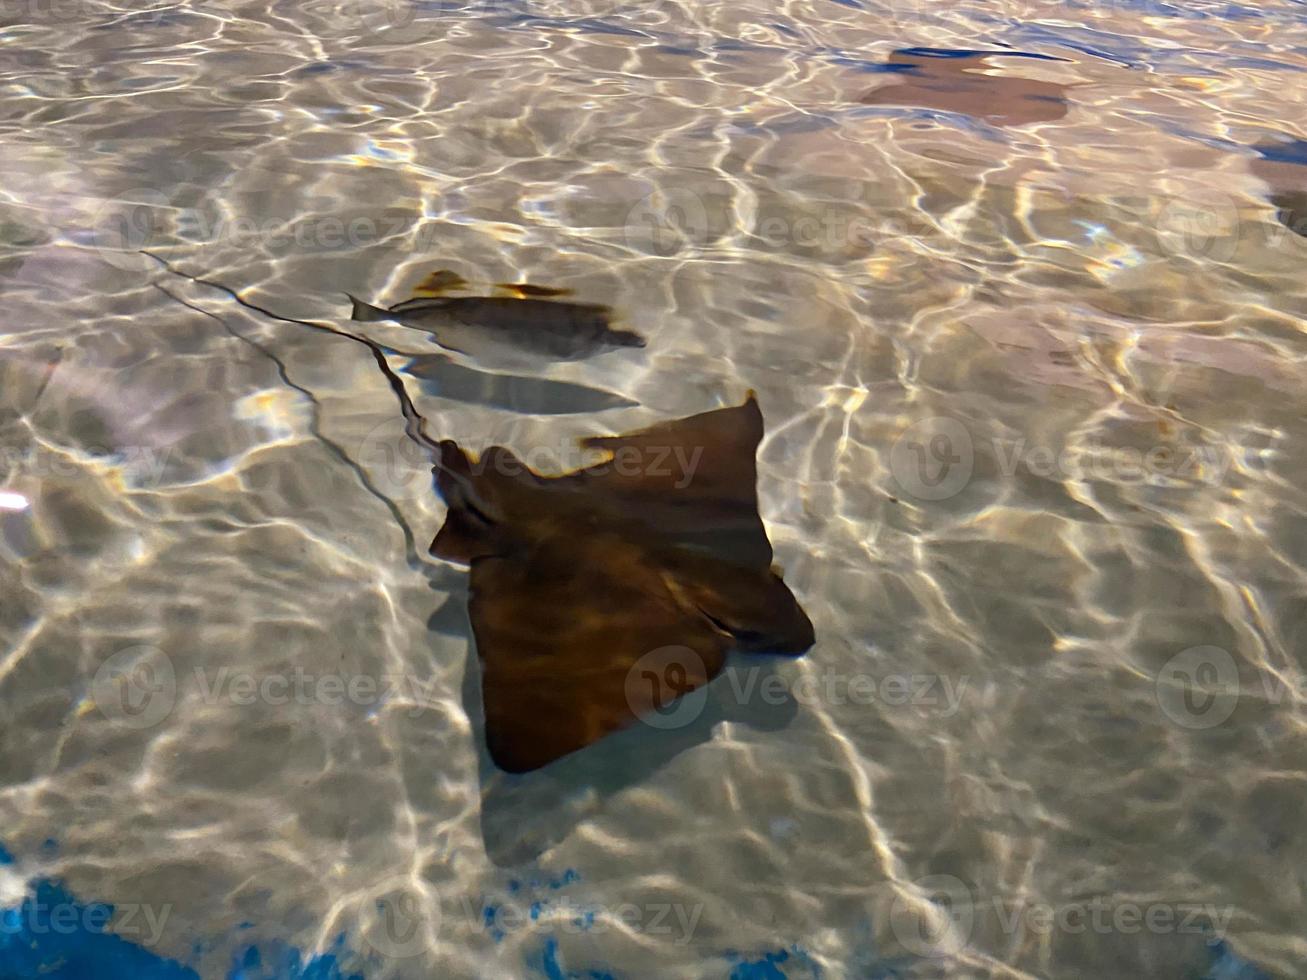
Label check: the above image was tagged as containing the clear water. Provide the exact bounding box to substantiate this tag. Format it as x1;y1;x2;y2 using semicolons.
1;1;1305;978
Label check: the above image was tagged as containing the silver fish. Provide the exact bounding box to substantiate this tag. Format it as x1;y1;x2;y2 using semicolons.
347;291;646;362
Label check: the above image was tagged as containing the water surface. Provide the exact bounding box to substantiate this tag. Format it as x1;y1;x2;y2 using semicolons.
2;0;1306;977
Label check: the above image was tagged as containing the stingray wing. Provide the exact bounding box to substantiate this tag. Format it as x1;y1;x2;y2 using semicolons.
429;395;815;772
467;530;732;773
565;393;775;565
432;395;774;565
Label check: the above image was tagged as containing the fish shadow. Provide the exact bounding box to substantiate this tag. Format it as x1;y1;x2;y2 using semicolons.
403;354;637;415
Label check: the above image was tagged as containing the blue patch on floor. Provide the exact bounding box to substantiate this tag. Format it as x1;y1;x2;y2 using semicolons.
1202;938;1273;980
4;843;1275;980
0;845;368;980
0;878;198;980
725;945;822;980
228;937;363;980
729;950;790;980
1253;139;1307;166
527;937;616;980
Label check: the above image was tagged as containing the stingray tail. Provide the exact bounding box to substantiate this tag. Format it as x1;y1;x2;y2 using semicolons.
347;294;392;322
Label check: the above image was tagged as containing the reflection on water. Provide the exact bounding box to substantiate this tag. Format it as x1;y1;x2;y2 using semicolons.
0;0;1306;978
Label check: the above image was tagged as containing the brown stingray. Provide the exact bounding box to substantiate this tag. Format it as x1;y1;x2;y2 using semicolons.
430;394;815;773
860;49;1071;127
1250;141;1307;238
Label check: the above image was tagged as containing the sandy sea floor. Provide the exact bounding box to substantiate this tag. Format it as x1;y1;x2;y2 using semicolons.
2;0;1306;977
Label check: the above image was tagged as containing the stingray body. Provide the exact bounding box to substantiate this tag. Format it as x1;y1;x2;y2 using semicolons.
1250;139;1307;238
860;48;1071;127
348;272;645;362
430;394;814;773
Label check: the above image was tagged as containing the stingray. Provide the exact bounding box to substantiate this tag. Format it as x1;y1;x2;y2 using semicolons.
348;269;646;364
860;48;1072;127
139;252;811;772
1250;139;1307;238
430;394;815;773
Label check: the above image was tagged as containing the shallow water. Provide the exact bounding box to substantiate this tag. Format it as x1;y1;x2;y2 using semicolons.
2;0;1306;978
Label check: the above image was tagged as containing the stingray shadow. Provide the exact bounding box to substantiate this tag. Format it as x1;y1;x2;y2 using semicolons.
431;599;801;867
859;47;1073;127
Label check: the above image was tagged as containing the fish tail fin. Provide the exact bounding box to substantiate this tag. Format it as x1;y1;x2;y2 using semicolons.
347;294;391;322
